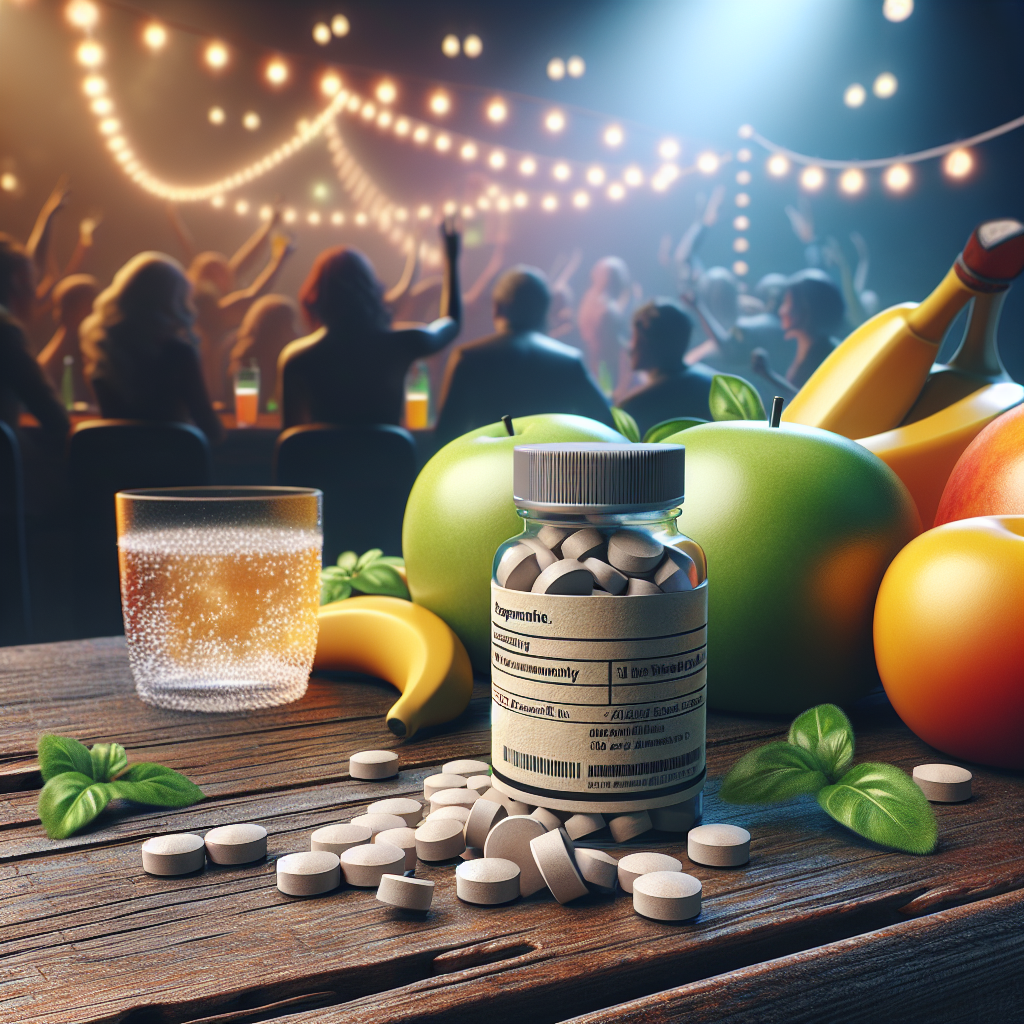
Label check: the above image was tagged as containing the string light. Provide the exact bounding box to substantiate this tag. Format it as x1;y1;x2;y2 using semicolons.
463;35;483;58
82;75;106;96
98;117;119;134
547;58;565;80
737;148;752;162
607;182;625;201
442;34;460;57
376;80;397;104
76;41;104;67
544;109;566;133
395;118;410;136
413;125;429;144
603;125;623;147
513;191;528;208
567;56;585;78
435;134;451;151
331;15;350;37
844;83;866;108
320;72;342;96
1;173;18;192
623;165;643;187
767;154;789;176
204;42;229;70
883;163;912;192
733;215;750;230
331;211;344;225
735;192;750;207
800;166;826;191
552;162;570;181
460;142;477;161
211;194;225;208
873;72;898;99
839;168;867;194
541;194;558;212
658;138;680;161
883;0;913;22
360;103;376;121
242;111;260;130
733;260;749;277
65;1;99;30
265;59;289;86
519;156;537;175
429;91;451;116
312;22;331;45
696;152;719;174
738;124;754;139
489;150;506;169
586;166;605;186
733;238;749;253
735;170;751;185
944;148;973;178
486;98;508;123
377;110;392;128
142;23;168;50
90;97;112;115
235;199;248;215
572;190;590;208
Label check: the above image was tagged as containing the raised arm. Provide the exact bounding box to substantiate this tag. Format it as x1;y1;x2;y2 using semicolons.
402;220;462;356
60;214;101;280
383;240;419;306
27;177;70;299
463;238;506;307
219;233;294;326
229;206;281;279
165;203;197;263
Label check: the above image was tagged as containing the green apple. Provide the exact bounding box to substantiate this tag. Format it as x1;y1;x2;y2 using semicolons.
403;414;625;671
663;420;920;714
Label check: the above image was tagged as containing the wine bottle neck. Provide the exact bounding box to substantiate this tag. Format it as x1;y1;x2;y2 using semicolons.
945;290;1010;379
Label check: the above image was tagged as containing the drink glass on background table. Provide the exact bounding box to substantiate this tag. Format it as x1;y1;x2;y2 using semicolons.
234;365;260;427
116;487;323;712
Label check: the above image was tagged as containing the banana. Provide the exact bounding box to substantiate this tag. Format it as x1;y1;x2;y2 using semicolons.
857;381;1024;527
314;596;473;739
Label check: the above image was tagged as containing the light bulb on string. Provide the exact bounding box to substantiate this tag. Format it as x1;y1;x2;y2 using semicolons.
65;0;99;30
395;118;410;136
623;165;643;187
463;35;482;58
844;83;866;108
435;134;451;152
883;0;913;22
331;15;350;36
696;152;719;175
767;154;789;177
205;42;229;70
429;91;451;116
477;197;491;211
737;124;754;139
586;166;605;186
98;117;120;135
732;260;749;277
567;56;585;77
497;196;510;212
603;125;623;147
735;192;750;207
242;111;260;131
489;150;506;169
873;72;898;98
460;142;477;161
142;22;168;50
547;58;565;80
737;148;752;162
545;109;566;133
944;148;973;179
839;168;865;195
417;204;431;219
377;110;392;128
541;194;558;212
412;125;429;144
462;205;476;220
312;22;331;45
265;59;289;87
658;138;680;161
552;162;570;182
607;182;625;201
346;94;360;112
235;199;248;215
513;191;528;208
1;173;19;193
360;103;375;121
800;166;826;191
736;170;751;185
90;97;112;115
376;80;396;104
441;34;460;57
486;98;508;123
211;195;225;208
519;157;537;176
320;72;342;96
733;215;750;231
733;237;749;253
331;211;344;225
82;75;107;97
573;190;590;208
884;163;912;192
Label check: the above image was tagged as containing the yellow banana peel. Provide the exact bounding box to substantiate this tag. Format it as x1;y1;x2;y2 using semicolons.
315;595;474;740
856;381;1024;526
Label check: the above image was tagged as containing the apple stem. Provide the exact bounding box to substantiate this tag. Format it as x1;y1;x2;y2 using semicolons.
501;415;515;436
770;396;784;428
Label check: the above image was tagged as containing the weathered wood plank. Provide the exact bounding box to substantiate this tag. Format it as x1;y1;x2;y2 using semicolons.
562;888;1024;1024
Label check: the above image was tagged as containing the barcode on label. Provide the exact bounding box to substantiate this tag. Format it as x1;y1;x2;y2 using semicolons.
503;746;581;779
587;747;702;778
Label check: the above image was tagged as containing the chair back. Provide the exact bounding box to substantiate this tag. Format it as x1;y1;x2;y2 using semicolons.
274;424;416;562
68;420;212;638
0;422;32;645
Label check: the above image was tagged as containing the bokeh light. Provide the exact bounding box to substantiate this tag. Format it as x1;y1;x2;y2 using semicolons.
567;56;585;78
573;190;590;208
733;215;750;231
547;57;565;80
312;22;331;45
429;91;451;116
737;148;752;162
733;237;750;253
320;72;342;96
839;168;866;195
207;106;225;125
541;194;558;212
376;80;397;104
873;72;898;98
413;125;429;144
331;211;344;225
519;157;537;176
489;150;507;169
142;23;168;50
463;35;483;58
265;59;289;86
545;109;566;133
395;118;410;136
844;83;866;107
205;42;229;70
733;260;749;276
235;199;249;215
553;162;571;181
800;166;826;191
607;182;625;201
944;148;973;178
1;172;18;192
98;118;119;135
242;111;260;131
603;125;624;147
738;124;754;139
513;191;528;208
735;192;751;207
884;163;912;192
460;142;477;161
82;75;107;97
331;15;350;36
76;41;104;68
883;0;913;22
623;165;643;187
696;152;719;175
91;97;112;115
487;98;508;122
441;34;460;57
736;170;751;185
435;134;451;152
767;154;790;176
586;166;605;186
658;138;680;161
65;1;99;30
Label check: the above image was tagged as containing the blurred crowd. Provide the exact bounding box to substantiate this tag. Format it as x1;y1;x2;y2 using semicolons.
2;175;869;452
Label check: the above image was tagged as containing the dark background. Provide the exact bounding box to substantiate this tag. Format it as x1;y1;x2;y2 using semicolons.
2;0;1022;376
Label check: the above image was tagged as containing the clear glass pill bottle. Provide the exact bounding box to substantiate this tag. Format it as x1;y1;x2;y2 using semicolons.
489;443;707;818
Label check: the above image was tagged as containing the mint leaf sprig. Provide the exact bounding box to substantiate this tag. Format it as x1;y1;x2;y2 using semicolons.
37;735;204;840
321;549;409;605
720;705;937;855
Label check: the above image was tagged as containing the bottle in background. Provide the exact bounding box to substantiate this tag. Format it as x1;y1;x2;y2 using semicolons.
61;355;74;412
404;361;430;430
234;363;260;427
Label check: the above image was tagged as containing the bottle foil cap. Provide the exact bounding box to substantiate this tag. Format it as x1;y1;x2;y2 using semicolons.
513;443;685;513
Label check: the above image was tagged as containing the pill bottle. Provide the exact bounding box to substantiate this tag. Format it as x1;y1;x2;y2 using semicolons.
490;443;707;817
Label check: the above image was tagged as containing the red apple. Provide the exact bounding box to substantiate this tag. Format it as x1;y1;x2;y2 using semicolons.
934;403;1024;526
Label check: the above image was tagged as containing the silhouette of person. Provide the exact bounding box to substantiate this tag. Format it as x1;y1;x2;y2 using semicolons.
226;295;299;414
617;300;714;435
751;269;845;397
278;222;462;428
434;266;614;445
37;274;99;405
81;253;223;442
578;257;635;395
0;235;69;443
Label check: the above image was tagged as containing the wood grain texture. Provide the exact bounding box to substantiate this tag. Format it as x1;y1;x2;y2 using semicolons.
0;639;1021;1024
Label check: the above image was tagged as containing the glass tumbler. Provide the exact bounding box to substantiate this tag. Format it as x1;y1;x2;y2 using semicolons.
234;364;260;426
116;486;323;712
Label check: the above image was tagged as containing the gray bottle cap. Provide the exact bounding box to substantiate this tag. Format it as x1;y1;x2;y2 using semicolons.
513;443;685;513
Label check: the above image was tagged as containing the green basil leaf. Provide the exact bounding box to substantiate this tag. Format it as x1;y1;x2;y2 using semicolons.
709;374;768;421
336;551;359;571
321;578;352;605
90;742;128;783
376;556;405;567
610;407;641;443
352;562;411;599
110;763;205;808
38;735;94;782
321;565;351;579
788;704;855;781
817;763;937;854
37;772;112;839
720;742;829;804
355;548;384;570
643;417;708;443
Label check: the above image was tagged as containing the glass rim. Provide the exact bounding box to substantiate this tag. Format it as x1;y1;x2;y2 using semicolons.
116;486;322;502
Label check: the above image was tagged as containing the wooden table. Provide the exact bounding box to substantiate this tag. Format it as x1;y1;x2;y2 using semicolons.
1;638;1021;1024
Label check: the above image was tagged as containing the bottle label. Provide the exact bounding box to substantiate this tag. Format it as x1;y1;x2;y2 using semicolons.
490;581;707;812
